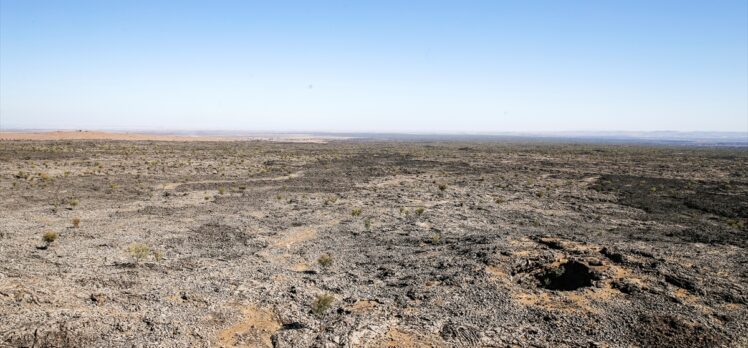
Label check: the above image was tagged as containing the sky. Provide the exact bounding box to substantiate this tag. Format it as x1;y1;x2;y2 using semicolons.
1;0;747;133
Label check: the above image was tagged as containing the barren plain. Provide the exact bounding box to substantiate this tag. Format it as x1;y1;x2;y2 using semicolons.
0;139;746;347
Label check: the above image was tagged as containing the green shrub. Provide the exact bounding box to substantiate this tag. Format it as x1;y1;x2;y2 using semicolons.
312;293;335;316
415;207;425;216
351;208;362;217
317;253;333;268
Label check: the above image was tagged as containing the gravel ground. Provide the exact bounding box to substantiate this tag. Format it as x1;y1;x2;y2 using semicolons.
0;140;746;347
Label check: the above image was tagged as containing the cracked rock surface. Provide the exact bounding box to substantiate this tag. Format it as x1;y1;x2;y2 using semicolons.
0;140;746;347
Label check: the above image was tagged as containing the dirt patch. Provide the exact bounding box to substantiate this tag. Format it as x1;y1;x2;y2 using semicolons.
272;227;317;248
216;306;281;348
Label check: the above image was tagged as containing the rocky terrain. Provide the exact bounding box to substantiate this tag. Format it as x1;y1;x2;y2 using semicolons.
0;140;746;347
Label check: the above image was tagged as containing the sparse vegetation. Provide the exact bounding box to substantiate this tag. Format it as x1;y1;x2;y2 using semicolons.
430;232;442;245
42;231;58;244
311;293;335;316
128;243;150;263
1;138;747;347
324;196;338;205
438;183;447;191
728;219;745;230
317;253;333;269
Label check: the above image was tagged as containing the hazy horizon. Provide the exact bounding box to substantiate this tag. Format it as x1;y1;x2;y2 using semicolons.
1;1;747;133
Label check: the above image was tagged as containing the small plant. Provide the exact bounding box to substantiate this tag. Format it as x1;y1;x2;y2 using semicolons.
204;196;210;200
438;183;447;191
324;196;338;205
364;218;371;230
728;219;745;230
276;194;283;200
68;199;79;207
351;208;362;217
153;250;164;262
317;253;333;269
128;243;150;263
311;293;335;316
42;231;58;244
218;187;226;195
72;217;81;228
238;185;247;190
110;183;118;190
431;232;442;245
415;207;425;216
650;187;657;193
494;197;504;204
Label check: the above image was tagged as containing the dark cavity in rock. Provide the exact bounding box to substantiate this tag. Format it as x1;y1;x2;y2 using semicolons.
537;260;593;291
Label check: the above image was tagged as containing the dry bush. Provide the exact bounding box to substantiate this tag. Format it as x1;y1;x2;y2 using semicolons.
42;231;58;244
128;243;150;263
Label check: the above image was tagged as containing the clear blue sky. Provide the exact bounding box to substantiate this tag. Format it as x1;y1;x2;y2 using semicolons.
1;0;746;132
